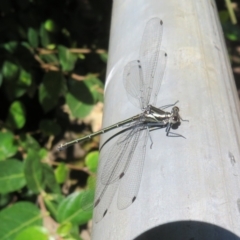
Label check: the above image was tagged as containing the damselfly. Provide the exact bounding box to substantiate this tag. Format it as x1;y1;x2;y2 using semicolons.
58;18;187;222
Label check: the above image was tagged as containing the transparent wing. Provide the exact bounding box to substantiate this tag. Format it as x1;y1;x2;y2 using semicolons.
93;124;144;222
100;124;142;186
148;50;167;106
117;128;148;209
140;17;164;108
123;18;165;109
93;180;119;223
123;60;144;109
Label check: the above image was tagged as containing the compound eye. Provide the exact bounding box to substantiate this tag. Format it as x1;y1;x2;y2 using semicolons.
173;116;178;122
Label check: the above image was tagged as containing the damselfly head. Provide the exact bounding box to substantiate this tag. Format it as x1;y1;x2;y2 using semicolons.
170;106;180;124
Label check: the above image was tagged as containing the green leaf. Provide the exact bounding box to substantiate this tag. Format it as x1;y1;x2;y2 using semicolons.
38;148;48;160
21;41;32;52
39;119;61;136
66;78;94;118
27;28;39;48
57;223;82;240
58;45;78;71
2;61;19;80
40;53;59;65
44;19;57;32
79;189;95;212
40;23;51;48
57;222;72;237
78;53;85;60
19;134;41;151
6;101;26;129
85;151;99;173
0;159;26;194
1;41;18;53
24;149;44;193
99;52;108;63
15;226;49;240
44;193;64;220
39;71;66;112
0;202;42;240
223;22;240;41
42;164;61;194
0;131;18;161
0;194;11;208
54;163;68;184
85;75;104;102
87;175;96;190
19;69;31;86
3;67;32;100
57;191;92;225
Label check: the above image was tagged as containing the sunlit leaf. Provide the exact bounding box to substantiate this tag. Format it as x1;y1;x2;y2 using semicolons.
0;159;26;194
57;191;92;225
85;75;104;102
15;226;49;240
85;151;99;173
87;175;96;190
66;78;94;118
54;163;68;184
24;149;44;193
57;222;72;237
78;53;85;60
38;148;48;160
6;101;26;129
44;193;64;220
44;19;57;32
19;69;31;86
58;45;78;71
0;131;18;161
0;202;42;240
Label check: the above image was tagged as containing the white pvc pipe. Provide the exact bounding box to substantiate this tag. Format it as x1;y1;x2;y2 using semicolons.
92;0;240;239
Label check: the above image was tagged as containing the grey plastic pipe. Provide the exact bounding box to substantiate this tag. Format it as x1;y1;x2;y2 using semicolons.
91;0;240;239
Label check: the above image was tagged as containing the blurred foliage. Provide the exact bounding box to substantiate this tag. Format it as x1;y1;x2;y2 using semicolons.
0;0;110;239
0;0;240;239
218;0;240;92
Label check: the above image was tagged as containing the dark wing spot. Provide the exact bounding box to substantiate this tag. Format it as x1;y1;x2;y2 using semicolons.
103;209;108;217
119;172;125;179
137;60;140;63
94;198;100;207
138;65;141;69
165;53;167;57
160;20;163;25
132;196;136;203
